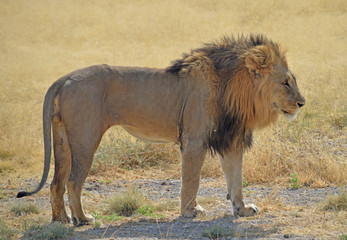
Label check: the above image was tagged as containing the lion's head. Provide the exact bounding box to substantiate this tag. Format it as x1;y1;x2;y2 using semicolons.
267;64;305;121
243;43;305;124
167;34;305;154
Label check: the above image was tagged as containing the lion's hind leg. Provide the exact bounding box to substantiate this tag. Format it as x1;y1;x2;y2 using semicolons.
67;168;95;226
51;117;72;223
65;126;104;226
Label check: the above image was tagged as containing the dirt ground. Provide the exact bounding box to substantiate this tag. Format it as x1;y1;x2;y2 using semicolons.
4;177;346;239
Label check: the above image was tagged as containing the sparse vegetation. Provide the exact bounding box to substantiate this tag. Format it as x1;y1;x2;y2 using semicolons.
0;151;15;160
0;151;15;173
202;225;237;239
22;222;73;240
340;234;347;240
11;202;39;216
330;114;347;130
243;177;249;187
321;190;347;211
137;205;164;218
92;211;124;222
105;186;164;219
107;184;145;217
94;221;101;228
137;205;155;215
98;179;112;184
290;173;300;189
104;213;125;222
0;220;15;240
155;199;180;212
257;187;285;213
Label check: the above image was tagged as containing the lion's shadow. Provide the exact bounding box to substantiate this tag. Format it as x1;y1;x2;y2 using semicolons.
71;215;281;239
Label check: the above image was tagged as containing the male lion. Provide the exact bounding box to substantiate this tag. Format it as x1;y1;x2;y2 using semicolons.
17;34;305;226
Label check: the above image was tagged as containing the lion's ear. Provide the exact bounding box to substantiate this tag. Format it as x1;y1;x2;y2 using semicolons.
245;45;274;78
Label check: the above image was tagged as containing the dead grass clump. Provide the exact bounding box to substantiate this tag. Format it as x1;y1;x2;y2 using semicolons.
0;220;16;240
10;202;39;216
107;184;145;217
202;225;238;239
0;161;15;174
321;190;347;212
256;187;286;213
0;150;15;160
0;150;16;174
155;199;179;212
22;222;73;240
330;114;347;130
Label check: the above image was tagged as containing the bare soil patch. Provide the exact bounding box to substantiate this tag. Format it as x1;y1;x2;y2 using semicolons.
4;178;346;239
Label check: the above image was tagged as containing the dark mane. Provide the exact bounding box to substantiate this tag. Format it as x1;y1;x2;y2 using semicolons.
206;109;253;155
166;34;277;76
167;34;284;155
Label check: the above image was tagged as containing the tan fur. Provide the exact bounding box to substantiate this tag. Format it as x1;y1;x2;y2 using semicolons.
17;34;305;225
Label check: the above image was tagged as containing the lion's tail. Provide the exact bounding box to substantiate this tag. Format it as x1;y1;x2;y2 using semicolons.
17;78;66;198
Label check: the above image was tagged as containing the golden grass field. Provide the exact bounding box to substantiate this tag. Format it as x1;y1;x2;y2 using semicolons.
0;0;346;238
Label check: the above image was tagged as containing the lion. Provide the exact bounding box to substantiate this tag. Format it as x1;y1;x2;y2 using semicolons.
17;34;305;226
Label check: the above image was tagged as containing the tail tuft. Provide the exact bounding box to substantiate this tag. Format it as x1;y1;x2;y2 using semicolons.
16;191;28;198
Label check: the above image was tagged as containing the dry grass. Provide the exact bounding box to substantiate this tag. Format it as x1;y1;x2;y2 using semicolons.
0;0;345;187
247;188;347;238
321;190;347;211
10;202;39;216
256;187;287;214
251;203;347;238
107;183;145;217
0;0;346;238
91;128;180;175
202;225;237;239
22;222;73;240
0;220;16;240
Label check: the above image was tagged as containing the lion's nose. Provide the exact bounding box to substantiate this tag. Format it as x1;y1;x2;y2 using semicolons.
296;95;305;108
297;101;305;108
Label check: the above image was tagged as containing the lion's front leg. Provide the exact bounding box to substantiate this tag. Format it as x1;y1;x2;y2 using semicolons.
180;139;207;218
218;150;258;217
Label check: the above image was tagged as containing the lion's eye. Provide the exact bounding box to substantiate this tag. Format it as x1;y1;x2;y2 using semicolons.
282;80;290;88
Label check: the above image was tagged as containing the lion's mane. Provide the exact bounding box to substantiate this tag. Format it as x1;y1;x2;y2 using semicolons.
167;34;288;154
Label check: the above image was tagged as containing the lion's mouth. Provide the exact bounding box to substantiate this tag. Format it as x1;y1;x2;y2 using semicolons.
273;103;296;120
278;106;298;121
273;103;286;113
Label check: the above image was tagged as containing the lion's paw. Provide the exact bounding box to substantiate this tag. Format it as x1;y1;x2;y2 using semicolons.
181;204;206;218
52;212;71;224
72;214;95;227
236;204;258;217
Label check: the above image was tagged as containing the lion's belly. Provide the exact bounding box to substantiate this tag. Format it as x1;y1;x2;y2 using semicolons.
122;125;178;143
